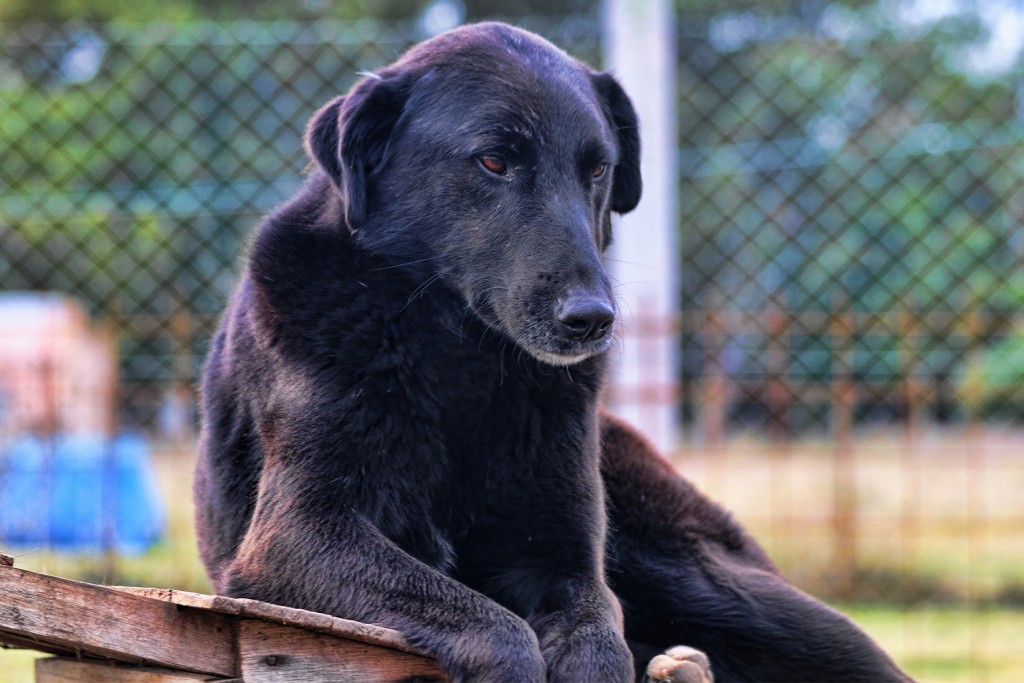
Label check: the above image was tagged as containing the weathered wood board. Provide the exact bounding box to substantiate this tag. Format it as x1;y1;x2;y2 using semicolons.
35;657;240;683
109;587;424;656
0;561;450;682
237;620;446;683
0;565;237;676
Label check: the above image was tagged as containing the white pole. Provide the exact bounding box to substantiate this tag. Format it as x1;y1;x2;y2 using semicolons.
602;0;679;452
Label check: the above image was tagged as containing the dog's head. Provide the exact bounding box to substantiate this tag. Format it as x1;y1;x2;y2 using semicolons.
305;22;641;366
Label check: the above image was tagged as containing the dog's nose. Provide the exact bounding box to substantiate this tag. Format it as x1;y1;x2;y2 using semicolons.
557;296;615;343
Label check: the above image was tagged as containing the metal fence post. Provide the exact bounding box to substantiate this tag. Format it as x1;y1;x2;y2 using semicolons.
830;292;857;599
602;0;679;452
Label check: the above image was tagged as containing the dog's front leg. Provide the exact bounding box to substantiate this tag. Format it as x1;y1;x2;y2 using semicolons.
479;416;633;682
218;471;546;683
527;577;634;683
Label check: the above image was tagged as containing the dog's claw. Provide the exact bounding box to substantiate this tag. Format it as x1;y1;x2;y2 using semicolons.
645;646;713;683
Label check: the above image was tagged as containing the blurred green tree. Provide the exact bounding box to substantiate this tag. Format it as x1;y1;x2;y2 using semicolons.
677;3;1024;423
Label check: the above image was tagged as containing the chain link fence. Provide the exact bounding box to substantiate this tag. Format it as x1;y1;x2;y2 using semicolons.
0;17;599;433
4;14;1019;436
675;12;1024;436
1;11;1023;675
666;13;1024;644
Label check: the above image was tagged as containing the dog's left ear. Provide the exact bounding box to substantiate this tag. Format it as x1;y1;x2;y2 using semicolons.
305;73;411;232
592;72;642;214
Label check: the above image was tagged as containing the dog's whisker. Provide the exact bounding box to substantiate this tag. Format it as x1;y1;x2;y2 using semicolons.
372;254;444;271
402;270;450;309
603;256;656;269
614;295;636;323
476;325;491;356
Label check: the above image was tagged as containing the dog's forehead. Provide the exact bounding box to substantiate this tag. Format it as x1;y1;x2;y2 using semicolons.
397;25;610;148
403;22;581;78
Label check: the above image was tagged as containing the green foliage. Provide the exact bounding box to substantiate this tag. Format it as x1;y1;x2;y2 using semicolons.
2;4;1023;427
678;5;1024;407
0;0;589;22
0;61;173;316
844;605;1024;683
0;0;348;22
0;0;196;21
961;330;1024;419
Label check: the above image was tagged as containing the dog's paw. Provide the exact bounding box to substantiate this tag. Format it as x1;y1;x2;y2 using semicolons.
644;646;713;683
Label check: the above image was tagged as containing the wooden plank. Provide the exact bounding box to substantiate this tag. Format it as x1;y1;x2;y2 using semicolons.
237;620;448;683
0;632;87;658
36;657;242;683
0;566;237;677
111;587;423;656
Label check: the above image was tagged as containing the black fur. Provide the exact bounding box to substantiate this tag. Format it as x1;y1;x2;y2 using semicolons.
195;22;914;683
600;414;913;682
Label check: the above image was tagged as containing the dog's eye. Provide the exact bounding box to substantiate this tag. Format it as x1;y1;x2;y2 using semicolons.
479;155;508;175
592;162;608;179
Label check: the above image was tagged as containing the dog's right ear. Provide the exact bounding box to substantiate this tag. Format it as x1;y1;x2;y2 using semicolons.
305;74;409;232
305;95;346;185
591;72;642;215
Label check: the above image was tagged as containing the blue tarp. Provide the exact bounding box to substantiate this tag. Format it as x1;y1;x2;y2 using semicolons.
0;433;165;554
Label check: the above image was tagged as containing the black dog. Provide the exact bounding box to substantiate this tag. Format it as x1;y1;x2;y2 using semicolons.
195;22;914;683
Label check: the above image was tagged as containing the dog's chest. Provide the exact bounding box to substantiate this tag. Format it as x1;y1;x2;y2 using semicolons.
327;280;603;483
436;351;601;479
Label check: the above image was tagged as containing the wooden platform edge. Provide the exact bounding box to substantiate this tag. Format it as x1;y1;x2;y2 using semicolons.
108;586;427;657
0;564;238;677
36;656;243;683
1;561;450;682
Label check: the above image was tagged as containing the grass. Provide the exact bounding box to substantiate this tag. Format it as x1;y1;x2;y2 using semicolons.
847;605;1024;683
675;427;1024;604
0;651;40;683
2;429;1023;681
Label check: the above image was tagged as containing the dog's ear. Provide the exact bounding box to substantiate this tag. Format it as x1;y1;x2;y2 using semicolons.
305;74;409;232
306;96;346;185
591;72;642;214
